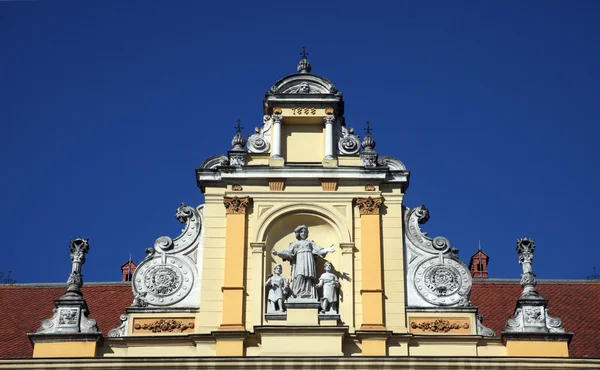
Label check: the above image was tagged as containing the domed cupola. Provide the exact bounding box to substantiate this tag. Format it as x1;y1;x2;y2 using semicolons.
264;48;344;116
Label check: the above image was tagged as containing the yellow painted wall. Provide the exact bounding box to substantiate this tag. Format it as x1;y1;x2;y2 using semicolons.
33;341;97;358
505;340;569;357
282;123;324;163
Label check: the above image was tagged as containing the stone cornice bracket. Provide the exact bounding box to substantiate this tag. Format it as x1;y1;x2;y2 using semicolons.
223;196;251;214
355;197;383;215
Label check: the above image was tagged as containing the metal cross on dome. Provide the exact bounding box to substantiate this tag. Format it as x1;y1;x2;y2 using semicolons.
364;121;373;135
300;45;309;59
235;119;244;133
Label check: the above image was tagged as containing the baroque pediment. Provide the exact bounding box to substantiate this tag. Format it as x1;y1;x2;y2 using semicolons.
268;74;340;95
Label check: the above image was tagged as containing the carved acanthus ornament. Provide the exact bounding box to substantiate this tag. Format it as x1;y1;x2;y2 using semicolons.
355;197;383;215
411;319;469;333
134;319;194;333
223;196;250;214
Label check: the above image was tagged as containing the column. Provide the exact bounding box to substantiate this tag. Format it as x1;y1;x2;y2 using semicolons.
271;113;282;159
250;242;266;328
340;242;355;332
323;114;335;160
216;196;251;356
355;196;389;356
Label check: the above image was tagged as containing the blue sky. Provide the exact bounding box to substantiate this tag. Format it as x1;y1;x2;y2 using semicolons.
1;1;599;284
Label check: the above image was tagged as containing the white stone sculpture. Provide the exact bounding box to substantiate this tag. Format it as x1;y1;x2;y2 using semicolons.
317;261;340;314
265;264;288;313
271;225;335;300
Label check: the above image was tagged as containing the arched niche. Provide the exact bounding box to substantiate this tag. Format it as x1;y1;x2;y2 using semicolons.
264;213;342;285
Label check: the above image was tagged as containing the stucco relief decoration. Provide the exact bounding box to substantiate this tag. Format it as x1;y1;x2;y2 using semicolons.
58;308;79;325
132;203;202;308
411;319;469;333
267;73;339;96
200;154;229;169
108;314;129;338
134;319;194;333
338;125;360;155
355;197;383;215
292;107;318;115
223;196;250;214
404;205;473;308
247;115;272;154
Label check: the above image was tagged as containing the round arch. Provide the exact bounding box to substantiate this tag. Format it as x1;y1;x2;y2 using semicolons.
255;203;352;243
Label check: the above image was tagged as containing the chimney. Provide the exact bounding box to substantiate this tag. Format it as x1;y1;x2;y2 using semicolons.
121;260;137;282
469;243;489;278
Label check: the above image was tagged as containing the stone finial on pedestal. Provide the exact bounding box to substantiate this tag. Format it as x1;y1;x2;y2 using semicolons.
360;121;378;168
228;119;247;167
503;238;569;335
34;238;99;334
29;239;101;358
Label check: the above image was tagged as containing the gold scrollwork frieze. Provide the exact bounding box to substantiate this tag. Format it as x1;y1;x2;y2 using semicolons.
410;319;469;333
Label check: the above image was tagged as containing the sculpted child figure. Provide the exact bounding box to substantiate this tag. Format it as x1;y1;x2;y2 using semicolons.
265;264;287;313
316;261;340;314
271;225;335;299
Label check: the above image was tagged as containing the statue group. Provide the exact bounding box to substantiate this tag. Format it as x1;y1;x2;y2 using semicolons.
267;225;340;315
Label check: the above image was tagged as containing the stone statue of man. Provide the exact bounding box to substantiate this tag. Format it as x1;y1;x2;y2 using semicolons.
271;225;335;299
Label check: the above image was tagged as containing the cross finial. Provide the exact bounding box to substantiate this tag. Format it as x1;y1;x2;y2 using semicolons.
235;119;244;133
300;45;309;59
364;121;373;135
478;238;482;251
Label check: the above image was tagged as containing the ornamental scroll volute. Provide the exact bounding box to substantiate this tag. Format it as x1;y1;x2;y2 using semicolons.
404;205;472;308
131;203;204;308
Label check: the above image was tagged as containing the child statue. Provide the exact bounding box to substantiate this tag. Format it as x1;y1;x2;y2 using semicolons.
265;264;287;313
316;261;340;314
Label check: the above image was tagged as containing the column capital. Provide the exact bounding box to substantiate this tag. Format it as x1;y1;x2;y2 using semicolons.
323;114;335;126
250;242;266;254
355;197;383;215
223;196;251;214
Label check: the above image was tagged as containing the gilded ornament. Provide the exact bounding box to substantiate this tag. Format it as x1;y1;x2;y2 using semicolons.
355;197;383;215
231;183;243;191
273;107;282;115
364;184;375;191
410;319;469;333
223;196;250;214
325;107;334;115
134;319;194;333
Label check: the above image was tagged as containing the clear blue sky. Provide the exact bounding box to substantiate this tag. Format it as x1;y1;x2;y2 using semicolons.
1;1;599;284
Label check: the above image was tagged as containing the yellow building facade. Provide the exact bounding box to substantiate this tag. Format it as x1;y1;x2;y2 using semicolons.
18;56;600;369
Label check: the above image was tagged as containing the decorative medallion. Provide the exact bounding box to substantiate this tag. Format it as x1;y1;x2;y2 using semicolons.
355;197;383;215
273;107;282;115
325;107;334;115
414;256;471;306
364;184;376;191
231;183;243;191
134;256;194;306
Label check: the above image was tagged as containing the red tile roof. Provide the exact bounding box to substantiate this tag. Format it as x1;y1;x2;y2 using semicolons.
0;283;132;359
1;280;599;358
471;280;600;358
